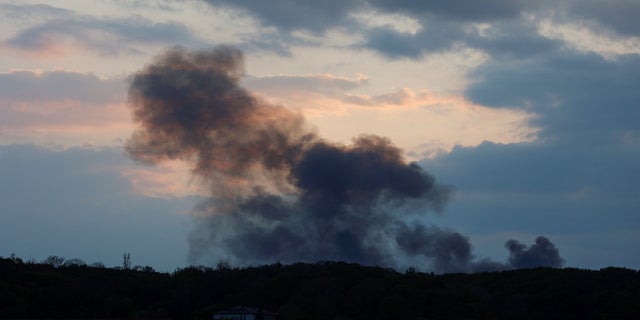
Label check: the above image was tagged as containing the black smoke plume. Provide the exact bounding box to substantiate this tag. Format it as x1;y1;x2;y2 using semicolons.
396;224;473;273
506;236;565;269
126;46;563;272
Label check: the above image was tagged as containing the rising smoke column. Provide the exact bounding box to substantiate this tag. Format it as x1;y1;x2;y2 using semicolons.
125;46;563;272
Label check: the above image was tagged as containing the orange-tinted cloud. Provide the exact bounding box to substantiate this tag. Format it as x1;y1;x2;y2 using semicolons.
0;70;130;146
246;74;537;157
121;160;207;199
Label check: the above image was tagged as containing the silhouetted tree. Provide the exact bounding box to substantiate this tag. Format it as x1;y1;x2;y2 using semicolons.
43;255;65;268
122;253;131;270
1;256;639;319
216;260;231;271
63;258;86;267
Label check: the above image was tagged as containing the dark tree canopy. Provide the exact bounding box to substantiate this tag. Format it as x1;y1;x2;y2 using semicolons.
1;255;639;319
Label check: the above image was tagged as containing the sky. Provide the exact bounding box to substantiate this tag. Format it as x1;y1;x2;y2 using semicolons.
0;0;638;272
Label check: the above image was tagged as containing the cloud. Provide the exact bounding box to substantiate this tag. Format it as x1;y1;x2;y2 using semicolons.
243;74;535;156
244;73;368;94
538;19;640;58
364;19;562;60
200;0;560;61
465;21;562;59
2;10;200;56
568;0;640;37
421;138;640;242
0;70;130;146
121;160;207;199
109;0;185;11
420;48;640;269
363;23;462;59
0;3;73;22
366;0;534;22
202;0;362;33
465;51;640;140
360;1;640;61
198;0;639;64
203;0;534;35
0;70;125;104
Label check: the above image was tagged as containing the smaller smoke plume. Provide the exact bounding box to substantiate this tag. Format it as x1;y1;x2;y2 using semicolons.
396;224;473;273
506;236;565;269
396;226;564;273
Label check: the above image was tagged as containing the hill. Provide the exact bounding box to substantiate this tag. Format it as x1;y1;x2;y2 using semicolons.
1;256;639;319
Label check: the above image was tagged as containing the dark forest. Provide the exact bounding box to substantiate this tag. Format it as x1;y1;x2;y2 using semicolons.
1;255;638;319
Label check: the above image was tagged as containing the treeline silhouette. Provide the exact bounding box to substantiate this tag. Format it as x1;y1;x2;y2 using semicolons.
1;254;639;319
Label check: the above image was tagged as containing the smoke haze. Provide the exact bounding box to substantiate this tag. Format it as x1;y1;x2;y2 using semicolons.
126;46;564;272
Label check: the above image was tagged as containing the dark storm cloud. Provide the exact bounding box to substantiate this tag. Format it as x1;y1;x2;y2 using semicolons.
0;70;125;104
506;236;565;268
4;14;199;55
568;0;640;37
